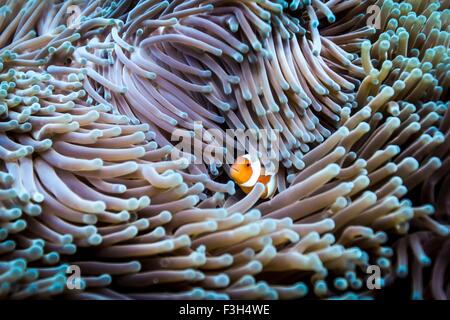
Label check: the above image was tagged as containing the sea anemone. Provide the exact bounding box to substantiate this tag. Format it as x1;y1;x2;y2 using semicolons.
0;0;449;300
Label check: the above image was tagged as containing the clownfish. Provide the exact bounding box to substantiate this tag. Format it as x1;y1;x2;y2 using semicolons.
230;154;277;199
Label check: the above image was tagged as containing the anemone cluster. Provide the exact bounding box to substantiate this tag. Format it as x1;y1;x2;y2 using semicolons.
0;0;449;300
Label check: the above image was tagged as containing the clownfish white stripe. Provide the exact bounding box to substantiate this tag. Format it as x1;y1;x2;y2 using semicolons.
264;174;277;199
240;154;261;187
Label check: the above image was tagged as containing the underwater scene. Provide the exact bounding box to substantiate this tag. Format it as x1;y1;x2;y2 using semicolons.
0;0;449;301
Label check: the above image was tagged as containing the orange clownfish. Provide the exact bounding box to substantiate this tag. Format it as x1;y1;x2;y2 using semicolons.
230;154;277;199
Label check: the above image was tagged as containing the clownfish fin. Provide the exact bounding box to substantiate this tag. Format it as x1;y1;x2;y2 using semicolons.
262;174;277;199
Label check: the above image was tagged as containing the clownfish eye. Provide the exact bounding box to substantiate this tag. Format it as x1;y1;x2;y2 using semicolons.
246;163;250;167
